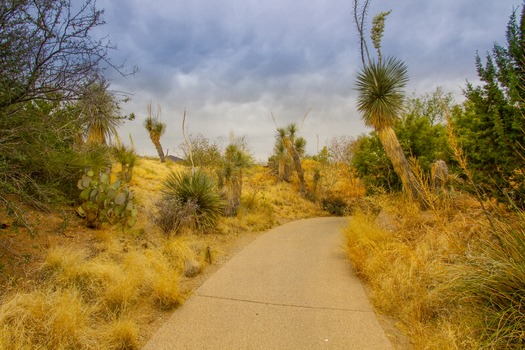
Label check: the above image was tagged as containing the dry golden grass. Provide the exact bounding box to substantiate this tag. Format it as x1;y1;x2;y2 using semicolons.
0;289;92;349
103;317;140;350
0;157;337;349
344;193;488;349
303;158;366;201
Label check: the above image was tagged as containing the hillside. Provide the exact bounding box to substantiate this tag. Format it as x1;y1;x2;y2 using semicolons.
0;157;330;349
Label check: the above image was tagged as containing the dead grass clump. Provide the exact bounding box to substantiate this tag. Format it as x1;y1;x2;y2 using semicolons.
101;272;141;318
151;269;184;310
163;236;201;272
221;196;276;234
0;289;92;349
41;247;120;302
102;317;140;350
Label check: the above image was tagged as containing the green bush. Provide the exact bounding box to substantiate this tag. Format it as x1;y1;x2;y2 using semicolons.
77;168;137;228
158;171;223;233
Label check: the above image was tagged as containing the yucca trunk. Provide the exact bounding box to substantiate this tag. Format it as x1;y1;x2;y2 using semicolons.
286;143;306;195
224;175;242;216
377;126;429;208
278;157;286;180
87;126;106;145
278;155;291;182
150;132;165;163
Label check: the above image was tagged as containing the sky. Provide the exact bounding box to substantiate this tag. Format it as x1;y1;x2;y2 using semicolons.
94;0;523;162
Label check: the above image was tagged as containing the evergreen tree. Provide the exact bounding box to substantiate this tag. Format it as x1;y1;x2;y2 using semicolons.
454;4;525;205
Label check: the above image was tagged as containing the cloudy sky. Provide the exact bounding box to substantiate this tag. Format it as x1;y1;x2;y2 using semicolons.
95;0;522;161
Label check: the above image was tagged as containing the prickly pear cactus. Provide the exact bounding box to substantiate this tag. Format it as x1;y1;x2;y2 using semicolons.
77;168;138;228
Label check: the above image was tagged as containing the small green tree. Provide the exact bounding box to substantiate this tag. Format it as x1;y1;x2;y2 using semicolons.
144;102;167;163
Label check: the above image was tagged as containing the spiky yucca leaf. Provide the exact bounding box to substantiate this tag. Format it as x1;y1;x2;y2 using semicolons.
355;56;408;129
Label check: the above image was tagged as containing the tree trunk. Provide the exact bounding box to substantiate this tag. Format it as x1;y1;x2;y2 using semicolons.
290;149;307;195
224;175;241;216
377;127;429;208
152;138;165;163
278;156;286;181
278;155;291;182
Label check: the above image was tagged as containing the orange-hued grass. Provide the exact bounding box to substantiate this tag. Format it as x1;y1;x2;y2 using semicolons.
0;157;333;349
343;193;497;349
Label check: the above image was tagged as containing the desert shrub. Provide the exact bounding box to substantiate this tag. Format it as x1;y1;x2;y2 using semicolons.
321;196;348;216
158;171;223;233
178;133;222;167
0;100;110;207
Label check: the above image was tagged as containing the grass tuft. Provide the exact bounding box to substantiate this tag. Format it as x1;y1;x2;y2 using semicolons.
151;269;184;310
0;289;91;349
103;318;140;350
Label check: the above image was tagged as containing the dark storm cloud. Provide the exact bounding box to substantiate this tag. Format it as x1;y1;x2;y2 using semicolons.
95;0;523;160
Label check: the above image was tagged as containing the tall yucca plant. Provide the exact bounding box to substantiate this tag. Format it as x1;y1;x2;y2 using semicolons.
222;143;253;216
353;2;428;207
144;102;166;163
356;58;426;204
276;123;307;195
78;82;122;145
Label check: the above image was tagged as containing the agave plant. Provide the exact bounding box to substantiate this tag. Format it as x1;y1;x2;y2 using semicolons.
159;171;223;233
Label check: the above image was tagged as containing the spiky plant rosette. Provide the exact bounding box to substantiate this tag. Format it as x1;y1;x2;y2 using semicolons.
161;171;223;232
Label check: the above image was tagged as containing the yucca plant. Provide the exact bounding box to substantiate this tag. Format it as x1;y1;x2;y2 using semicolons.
353;3;428;208
144;102;166;163
275;124;307;195
77;82;122;145
221;143;253;216
158;171;223;233
112;136;138;183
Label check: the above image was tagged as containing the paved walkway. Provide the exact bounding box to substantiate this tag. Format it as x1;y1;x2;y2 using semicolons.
143;217;392;350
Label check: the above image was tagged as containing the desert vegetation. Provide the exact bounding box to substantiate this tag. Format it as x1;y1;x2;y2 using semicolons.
1;0;525;349
343;2;525;348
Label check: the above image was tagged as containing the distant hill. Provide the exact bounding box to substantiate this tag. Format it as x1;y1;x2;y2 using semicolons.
166;155;185;163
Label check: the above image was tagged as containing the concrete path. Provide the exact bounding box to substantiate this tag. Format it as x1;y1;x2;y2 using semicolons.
143;217;392;350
